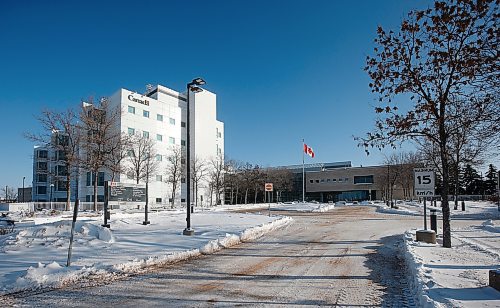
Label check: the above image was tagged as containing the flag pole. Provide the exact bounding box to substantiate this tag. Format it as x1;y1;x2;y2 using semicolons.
302;138;305;203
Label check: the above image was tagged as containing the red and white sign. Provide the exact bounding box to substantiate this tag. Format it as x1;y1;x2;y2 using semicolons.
304;144;315;158
265;183;274;192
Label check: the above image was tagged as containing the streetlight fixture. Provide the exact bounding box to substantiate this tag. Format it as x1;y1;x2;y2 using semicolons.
183;77;205;236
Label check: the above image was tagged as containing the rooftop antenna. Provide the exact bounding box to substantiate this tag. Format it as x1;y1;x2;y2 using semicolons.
145;84;153;94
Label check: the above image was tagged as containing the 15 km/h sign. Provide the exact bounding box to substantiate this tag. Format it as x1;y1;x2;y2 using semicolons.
414;168;435;197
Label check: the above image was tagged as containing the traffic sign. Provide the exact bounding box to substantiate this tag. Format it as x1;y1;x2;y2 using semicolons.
414;168;435;196
265;183;273;192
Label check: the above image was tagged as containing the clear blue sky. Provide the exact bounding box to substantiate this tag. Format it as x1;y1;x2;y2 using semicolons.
0;0;431;190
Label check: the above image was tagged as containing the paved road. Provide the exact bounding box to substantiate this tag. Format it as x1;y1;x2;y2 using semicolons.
13;206;422;307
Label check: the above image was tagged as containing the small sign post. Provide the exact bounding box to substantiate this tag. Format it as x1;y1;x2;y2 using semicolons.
265;183;273;216
414;168;435;231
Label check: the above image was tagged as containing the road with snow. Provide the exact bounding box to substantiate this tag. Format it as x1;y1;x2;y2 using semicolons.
11;206;425;307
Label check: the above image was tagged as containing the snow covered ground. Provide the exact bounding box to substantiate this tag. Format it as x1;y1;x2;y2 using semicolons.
396;201;500;307
0;206;293;295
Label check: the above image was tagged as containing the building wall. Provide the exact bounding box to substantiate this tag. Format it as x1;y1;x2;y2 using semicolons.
34;83;225;208
305;165;408;201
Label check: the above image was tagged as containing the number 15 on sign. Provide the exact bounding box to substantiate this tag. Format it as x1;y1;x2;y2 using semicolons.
414;168;435;196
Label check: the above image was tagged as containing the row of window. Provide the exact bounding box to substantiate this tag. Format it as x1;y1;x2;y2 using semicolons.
128;106;185;127
36;181;68;194
35;164;68;176
310;178;350;184
126;172;186;183
309;175;375;185
127;128;185;145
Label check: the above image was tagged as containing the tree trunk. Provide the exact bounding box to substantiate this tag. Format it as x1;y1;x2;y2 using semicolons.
66;170;71;211
439;104;452;248
245;188;248;204
93;171;98;212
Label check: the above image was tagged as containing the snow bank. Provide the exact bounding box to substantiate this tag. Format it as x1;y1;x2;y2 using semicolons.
402;230;440;308
1;213;292;295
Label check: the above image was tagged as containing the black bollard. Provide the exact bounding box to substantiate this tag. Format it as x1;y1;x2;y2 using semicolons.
430;209;437;234
461;200;465;211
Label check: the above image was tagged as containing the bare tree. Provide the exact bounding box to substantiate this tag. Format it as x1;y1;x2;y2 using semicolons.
80;97;122;211
224;159;244;205
125;134;159;185
267;168;294;202
1;187;18;201
239;163;254;204
27;108;81;211
124;134;159;215
191;156;208;208
165;145;184;208
106;133;131;183
208;155;225;206
359;0;499;247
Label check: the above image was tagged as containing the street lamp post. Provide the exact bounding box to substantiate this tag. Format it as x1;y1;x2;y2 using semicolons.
22;176;25;202
50;183;54;210
183;77;205;236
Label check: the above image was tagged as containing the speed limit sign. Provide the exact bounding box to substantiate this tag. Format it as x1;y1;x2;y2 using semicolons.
414;168;435;196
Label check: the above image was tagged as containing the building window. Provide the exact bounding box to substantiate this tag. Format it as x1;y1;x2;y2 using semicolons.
309;180;313;183
181;177;186;183
156;154;162;162
57;150;66;161
344;178;349;182
37;161;48;171
143;131;149;139
37;186;47;195
128;127;135;135
157;114;163;121
169;118;175;125
332;179;337;182
320;179;325;183
181;140;186;146
181;198;186;202
156;175;162;182
157;134;163;141
156;198;162;203
327;179;331;182
353;175;374;184
169;137;175;144
86;172;104;186
181;121;186;128
127;150;135;157
38;150;48;158
98;172;105;186
338;178;343;182
143;110;149;118
57;180;68;191
128;106;135;114
181;158;186;165
127;172;134;180
315;179;319;183
37;174;47;183
56;165;68;176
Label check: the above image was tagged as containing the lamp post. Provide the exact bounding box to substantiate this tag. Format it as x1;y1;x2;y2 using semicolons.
50;183;54;210
183;77;205;236
22;176;25;202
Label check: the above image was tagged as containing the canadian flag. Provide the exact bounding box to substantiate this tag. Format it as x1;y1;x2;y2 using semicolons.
304;143;315;158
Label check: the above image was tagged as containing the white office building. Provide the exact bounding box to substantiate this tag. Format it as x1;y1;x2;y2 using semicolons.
32;83;224;207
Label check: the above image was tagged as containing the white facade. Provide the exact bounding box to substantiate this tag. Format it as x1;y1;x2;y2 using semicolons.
33;83;224;207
